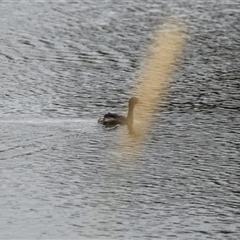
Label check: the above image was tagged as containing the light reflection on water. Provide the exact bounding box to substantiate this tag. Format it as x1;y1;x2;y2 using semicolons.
0;0;239;239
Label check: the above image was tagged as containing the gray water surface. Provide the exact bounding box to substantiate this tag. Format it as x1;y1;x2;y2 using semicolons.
0;1;239;239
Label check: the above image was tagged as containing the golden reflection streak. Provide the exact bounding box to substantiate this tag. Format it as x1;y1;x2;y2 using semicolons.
117;19;187;157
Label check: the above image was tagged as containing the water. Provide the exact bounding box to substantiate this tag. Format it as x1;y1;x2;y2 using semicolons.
0;1;239;239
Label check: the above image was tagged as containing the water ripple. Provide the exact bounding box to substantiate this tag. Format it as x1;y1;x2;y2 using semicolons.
0;0;239;239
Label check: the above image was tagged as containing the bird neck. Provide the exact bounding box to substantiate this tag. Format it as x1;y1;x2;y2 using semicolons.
127;103;135;124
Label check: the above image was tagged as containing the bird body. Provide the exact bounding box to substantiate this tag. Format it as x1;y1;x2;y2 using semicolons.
98;97;139;128
98;113;127;127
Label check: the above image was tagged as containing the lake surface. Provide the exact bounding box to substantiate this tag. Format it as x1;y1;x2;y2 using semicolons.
0;1;239;239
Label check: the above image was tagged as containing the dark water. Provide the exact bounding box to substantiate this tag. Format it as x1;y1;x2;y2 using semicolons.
0;1;239;239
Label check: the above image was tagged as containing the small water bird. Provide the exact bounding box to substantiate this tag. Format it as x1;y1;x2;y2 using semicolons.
98;97;140;128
